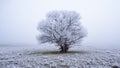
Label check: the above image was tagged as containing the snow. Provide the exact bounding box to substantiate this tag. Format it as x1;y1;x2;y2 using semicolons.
0;45;120;68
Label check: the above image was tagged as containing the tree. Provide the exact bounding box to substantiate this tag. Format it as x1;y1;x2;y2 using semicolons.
37;11;87;53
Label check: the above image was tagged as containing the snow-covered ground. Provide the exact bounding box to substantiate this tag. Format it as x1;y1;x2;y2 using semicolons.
0;45;120;68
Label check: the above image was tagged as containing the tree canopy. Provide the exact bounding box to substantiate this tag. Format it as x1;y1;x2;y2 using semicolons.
37;11;87;52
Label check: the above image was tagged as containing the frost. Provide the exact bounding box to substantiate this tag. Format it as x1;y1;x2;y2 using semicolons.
0;46;120;68
37;11;87;52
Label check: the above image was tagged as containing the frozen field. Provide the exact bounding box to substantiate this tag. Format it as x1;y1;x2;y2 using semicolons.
0;45;120;68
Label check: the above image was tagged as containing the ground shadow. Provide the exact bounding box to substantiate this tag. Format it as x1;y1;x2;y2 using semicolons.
28;50;89;55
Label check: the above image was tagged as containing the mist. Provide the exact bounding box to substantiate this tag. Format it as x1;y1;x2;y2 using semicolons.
0;0;120;48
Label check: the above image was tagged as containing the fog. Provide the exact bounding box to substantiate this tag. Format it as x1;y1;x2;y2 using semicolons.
0;0;120;48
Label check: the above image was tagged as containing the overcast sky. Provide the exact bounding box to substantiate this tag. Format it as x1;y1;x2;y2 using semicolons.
0;0;120;48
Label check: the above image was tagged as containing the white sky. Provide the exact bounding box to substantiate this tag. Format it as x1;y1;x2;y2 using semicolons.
0;0;120;48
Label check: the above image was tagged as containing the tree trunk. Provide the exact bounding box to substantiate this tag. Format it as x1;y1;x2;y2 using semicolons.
60;44;69;53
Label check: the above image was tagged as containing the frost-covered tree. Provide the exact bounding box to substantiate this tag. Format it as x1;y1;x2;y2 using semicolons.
37;11;87;52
